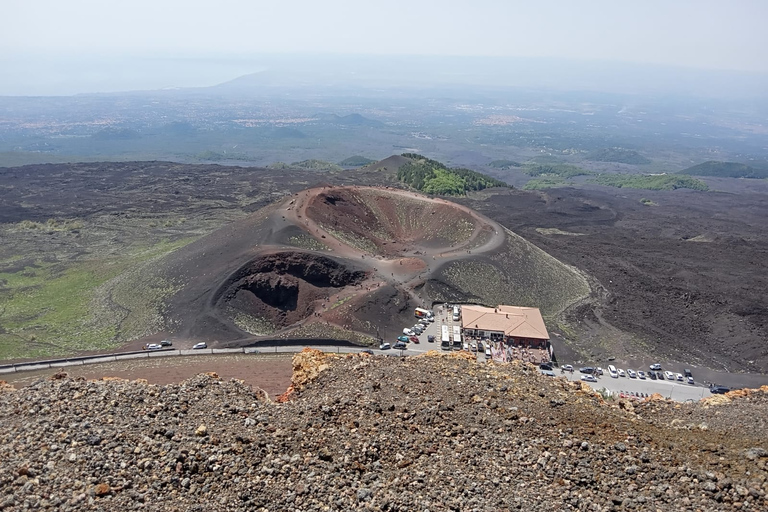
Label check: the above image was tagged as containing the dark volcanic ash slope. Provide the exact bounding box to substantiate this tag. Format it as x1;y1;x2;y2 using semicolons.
457;187;768;373
215;252;367;331
1;353;767;511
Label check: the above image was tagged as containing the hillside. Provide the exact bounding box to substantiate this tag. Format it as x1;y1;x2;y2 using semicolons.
1;351;766;511
590;173;709;191
680;161;768;179
398;154;509;195
586;148;651;165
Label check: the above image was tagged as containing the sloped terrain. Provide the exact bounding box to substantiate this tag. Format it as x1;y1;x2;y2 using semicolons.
0;352;766;511
126;184;588;346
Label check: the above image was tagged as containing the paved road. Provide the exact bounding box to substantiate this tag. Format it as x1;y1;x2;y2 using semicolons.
556;370;713;401
381;309;718;402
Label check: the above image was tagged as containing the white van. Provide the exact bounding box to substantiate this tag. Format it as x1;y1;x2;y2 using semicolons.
452;305;460;321
608;364;618;379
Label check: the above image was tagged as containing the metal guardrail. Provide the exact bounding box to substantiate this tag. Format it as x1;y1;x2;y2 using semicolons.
0;344;378;375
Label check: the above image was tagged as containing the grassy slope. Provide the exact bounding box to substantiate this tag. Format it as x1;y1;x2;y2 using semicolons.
0;238;194;360
429;229;591;319
590;174;709;191
679;161;768;179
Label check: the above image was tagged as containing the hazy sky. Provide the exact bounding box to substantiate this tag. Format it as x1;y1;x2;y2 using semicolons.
4;0;767;72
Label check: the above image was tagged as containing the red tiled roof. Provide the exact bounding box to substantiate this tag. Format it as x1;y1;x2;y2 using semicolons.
461;304;549;340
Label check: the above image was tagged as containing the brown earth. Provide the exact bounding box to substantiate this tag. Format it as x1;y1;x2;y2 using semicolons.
0;351;766;511
0;354;293;399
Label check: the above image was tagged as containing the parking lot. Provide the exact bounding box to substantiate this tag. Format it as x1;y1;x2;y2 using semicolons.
555;368;713;401
381;305;495;361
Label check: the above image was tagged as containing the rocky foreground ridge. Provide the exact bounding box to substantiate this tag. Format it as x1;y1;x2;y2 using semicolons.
1;350;767;511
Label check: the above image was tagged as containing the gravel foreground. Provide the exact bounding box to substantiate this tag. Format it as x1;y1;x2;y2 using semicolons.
1;350;767;511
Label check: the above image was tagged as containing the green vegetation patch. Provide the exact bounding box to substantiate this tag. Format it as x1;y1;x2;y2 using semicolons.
586;148;651;165
639;198;658;206
338;156;376;167
522;162;592;179
523;177;570;190
287;234;331;252
398;154;509;196
429;229;591;318
291;159;343;172
11;218;84;232
590;174;708;191
0;238;195;360
678;161;768;179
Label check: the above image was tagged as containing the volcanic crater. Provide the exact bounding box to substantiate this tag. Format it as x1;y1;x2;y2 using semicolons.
148;185;588;345
217;251;367;329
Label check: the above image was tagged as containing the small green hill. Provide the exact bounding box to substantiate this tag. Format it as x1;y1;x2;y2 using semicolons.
339;156;376;167
590;174;709;191
522;162;592;179
586;148;651;165
679;161;768;179
397;154;510;196
268;159;342;172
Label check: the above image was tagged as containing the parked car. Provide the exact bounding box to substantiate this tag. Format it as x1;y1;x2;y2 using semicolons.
379;342;391;350
144;343;162;350
403;328;415;336
596;367;604;376
192;342;207;349
608;366;618;379
393;342;407;350
684;368;693;378
627;369;637;379
675;373;684;381
656;371;665;380
648;371;657;380
361;349;374;355
710;385;730;394
541;370;556;377
477;342;484;352
160;339;172;346
687;376;694;385
409;336;420;344
664;371;675;380
637;371;646;380
617;369;626;377
579;367;595;374
539;363;554;371
649;363;662;371
397;335;410;343
484;348;492;358
581;374;597;383
427;335;435;343
562;364;574;372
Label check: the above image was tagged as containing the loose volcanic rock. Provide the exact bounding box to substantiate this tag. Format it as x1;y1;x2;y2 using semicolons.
0;352;765;511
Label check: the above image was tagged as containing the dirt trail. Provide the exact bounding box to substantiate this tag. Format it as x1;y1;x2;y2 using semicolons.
285;185;506;289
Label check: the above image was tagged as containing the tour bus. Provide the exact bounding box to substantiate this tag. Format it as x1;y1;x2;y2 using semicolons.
452;305;460;321
441;325;451;350
452;325;462;350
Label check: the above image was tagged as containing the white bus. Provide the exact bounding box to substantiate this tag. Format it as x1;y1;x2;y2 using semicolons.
441;325;451;350
452;325;462;349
